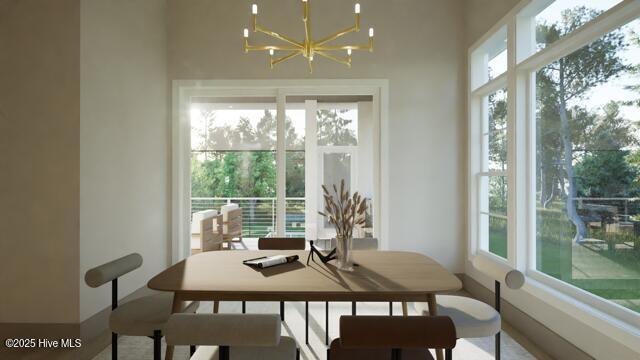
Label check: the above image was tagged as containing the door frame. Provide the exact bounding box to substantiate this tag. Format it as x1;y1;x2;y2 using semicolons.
172;79;389;263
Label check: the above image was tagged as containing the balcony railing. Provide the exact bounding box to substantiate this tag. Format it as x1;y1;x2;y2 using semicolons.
191;197;305;238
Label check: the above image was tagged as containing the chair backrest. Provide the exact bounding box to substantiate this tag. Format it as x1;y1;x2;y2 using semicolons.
351;237;379;250
504;270;525;290
221;204;242;236
84;253;143;288
201;213;223;251
191;209;218;234
165;314;281;347
258;237;306;250
338;316;456;350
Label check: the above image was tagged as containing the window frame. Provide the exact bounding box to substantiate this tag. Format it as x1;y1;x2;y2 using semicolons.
468;0;640;332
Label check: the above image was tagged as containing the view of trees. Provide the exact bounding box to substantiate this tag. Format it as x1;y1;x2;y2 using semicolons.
191;109;357;199
485;7;640;313
489;7;640;243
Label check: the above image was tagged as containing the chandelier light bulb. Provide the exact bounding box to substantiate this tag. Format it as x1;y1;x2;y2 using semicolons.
355;3;360;14
252;4;258;14
243;28;249;38
347;48;352;56
302;0;307;2
269;49;274;56
369;28;374;37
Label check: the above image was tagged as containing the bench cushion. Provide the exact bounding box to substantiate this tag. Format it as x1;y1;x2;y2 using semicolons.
191;336;297;360
414;295;501;338
109;291;198;336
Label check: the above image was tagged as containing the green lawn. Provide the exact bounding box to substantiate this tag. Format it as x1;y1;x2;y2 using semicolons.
489;206;640;313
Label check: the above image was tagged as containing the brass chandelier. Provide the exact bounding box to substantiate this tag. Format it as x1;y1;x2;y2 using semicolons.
243;0;374;73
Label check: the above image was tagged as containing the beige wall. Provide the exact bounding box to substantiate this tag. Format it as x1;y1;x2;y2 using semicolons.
168;0;467;271
0;0;80;323
79;0;169;321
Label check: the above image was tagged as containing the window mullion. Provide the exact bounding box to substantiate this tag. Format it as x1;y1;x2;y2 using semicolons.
507;18;518;267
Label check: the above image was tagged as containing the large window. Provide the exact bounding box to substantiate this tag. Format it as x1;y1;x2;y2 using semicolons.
189;96;377;245
470;0;640;324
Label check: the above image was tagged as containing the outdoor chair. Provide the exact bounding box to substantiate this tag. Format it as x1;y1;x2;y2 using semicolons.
221;203;243;249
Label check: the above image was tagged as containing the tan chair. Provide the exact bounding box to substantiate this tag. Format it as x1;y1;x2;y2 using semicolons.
200;213;224;252
413;270;525;360
328;315;456;360
85;253;199;360
221;204;242;249
165;313;299;360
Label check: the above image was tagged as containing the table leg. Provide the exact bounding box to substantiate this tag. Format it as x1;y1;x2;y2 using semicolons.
427;294;443;360
165;293;183;360
401;302;408;316
213;301;219;314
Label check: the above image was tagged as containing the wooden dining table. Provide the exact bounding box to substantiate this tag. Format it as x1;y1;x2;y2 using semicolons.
148;250;462;360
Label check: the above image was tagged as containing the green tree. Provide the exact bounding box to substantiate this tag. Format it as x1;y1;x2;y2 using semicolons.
575;150;638;197
537;6;631;242
317;109;357;146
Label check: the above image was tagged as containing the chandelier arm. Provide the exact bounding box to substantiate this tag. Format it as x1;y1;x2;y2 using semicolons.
314;25;358;47
315;51;351;67
302;0;311;51
315;42;372;52
255;24;303;48
245;44;301;52
271;50;303;66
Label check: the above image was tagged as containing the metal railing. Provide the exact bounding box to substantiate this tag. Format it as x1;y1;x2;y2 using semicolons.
191;197;305;238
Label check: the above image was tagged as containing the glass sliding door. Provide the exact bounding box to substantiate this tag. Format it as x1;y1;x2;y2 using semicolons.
190;97;278;250
189;93;378;248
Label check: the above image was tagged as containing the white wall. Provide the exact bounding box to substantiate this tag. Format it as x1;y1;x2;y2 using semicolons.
79;0;169;321
168;0;467;272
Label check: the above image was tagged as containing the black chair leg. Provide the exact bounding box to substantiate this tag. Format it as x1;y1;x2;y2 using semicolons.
112;332;117;360
495;331;501;360
325;301;329;345
280;301;285;321
351;301;356;315
219;345;230;360
445;348;453;360
152;330;161;360
305;301;309;345
296;347;300;360
190;345;196;357
389;301;393;315
391;348;401;360
242;301;246;314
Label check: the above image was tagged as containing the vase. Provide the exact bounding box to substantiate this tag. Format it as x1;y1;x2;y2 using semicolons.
335;235;354;271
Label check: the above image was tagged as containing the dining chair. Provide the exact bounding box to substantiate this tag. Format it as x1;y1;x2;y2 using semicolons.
413;270;525;360
256;237;308;340
327;315;456;360
84;253;199;360
165;313;299;360
324;238;382;346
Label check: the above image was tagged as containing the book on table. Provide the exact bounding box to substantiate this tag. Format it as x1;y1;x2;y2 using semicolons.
243;255;300;268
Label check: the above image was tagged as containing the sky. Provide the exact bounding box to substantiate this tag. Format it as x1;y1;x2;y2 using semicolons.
190;106;358;150
487;0;640;122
